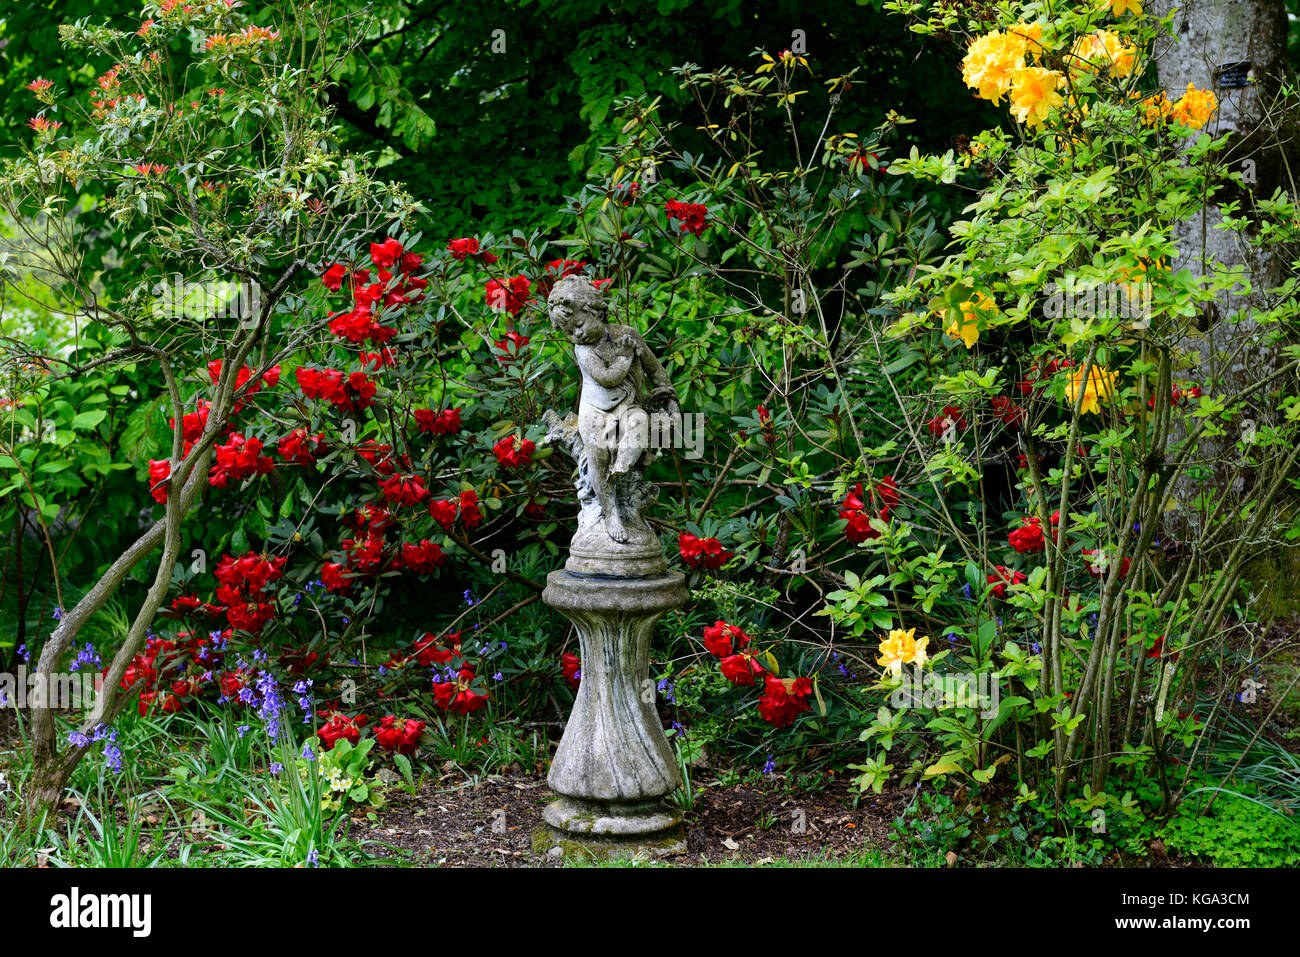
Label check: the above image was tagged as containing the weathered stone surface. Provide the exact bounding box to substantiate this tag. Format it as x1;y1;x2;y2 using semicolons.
543;570;686;814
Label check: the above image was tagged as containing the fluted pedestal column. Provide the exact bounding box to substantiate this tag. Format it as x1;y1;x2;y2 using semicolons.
540;569;687;854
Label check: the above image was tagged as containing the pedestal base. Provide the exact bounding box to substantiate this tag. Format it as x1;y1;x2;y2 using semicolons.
542;569;687;845
532;820;688;863
543;794;681;837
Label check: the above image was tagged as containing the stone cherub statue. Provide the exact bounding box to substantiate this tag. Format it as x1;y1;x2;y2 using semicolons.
543;275;679;576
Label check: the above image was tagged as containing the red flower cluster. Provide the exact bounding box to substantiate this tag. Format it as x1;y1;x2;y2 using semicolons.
757;675;813;728
295;367;377;413
209;433;274;488
446;237;498;264
926;405;968;438
987;565;1027;600
664;199;709;236
1017;356;1073;396
493;434;535;469
1008;516;1045;554
215;552;286;635
122;631;225;716
374;716;426;754
317;710;369;750
494;330;530;363
208;360;277;414
428;489;483;532
701;621;765;686
322;240;426;345
991;395;1026;428
400;539;446;575
380;473;430;508
414;407;462;435
276;428;323;467
432;667;489;715
679;532;733;570
485;276;531;315
839;477;897;544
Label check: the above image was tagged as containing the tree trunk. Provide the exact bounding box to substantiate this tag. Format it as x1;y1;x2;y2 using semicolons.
1150;0;1292;510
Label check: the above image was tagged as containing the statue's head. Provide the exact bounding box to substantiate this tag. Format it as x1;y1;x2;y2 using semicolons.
548;275;607;344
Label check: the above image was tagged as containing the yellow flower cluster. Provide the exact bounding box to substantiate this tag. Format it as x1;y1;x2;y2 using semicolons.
944;291;997;349
877;628;930;675
1070;30;1137;79
1138;83;1217;130
1066;364;1118;414
961;25;1064;129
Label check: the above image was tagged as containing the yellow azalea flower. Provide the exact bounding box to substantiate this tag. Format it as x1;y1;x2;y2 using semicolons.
1008;21;1048;61
877;628;930;675
1139;90;1172;125
944;291;996;349
1170;83;1218;129
961;32;1025;103
1009;67;1065;129
1066;364;1118;414
1070;30;1136;79
1100;0;1142;16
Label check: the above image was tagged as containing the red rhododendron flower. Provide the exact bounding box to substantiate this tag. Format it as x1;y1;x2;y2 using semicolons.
412;630;462;667
927;405;968;438
369;238;405;269
1008;517;1045;554
493;434;535;469
428;498;457;532
664;199;709;236
544;259;587;277
209;433;274;488
678;531;732;570
719;653;766;686
838;482;892;543
380;473;430;508
401;539;446;575
459;489;483;529
561;652;581;691
758;675;813;728
494;330;530;362
321;263;348;291
991;395;1026;428
317;710;368;750
447;237;480;260
431;667;489;715
703;620;750;657
987;565;1028;600
485;276;531;315
414;407;462;435
321;561;353;594
374;715;426;754
276;428;322;467
523;499;546;520
215;552;287;591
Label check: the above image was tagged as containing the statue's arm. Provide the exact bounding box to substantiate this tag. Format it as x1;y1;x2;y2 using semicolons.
579;344;635;388
632;333;678;409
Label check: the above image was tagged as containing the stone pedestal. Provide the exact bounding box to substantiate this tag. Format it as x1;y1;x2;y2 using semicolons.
541;569;687;853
